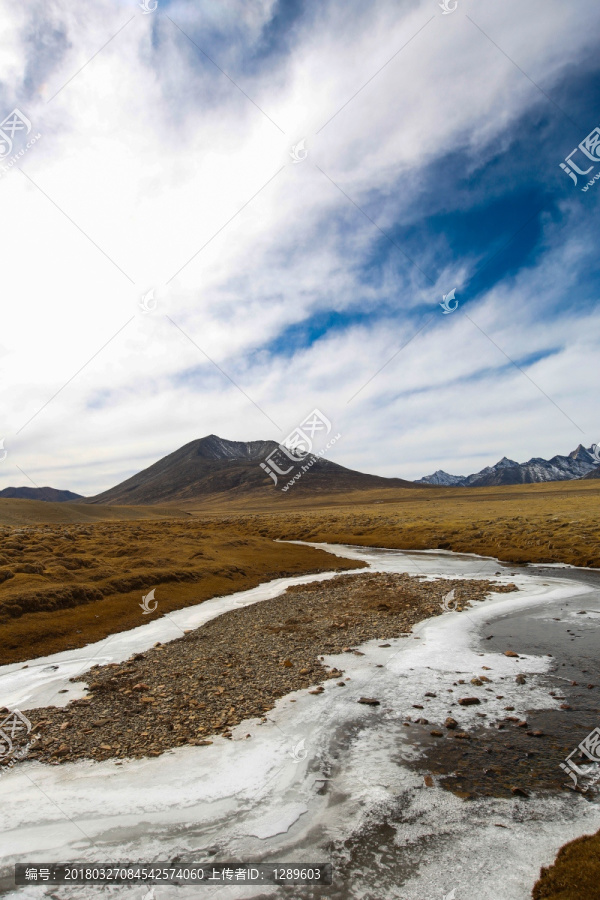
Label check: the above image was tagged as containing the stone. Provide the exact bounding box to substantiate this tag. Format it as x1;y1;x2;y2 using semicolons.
511;786;529;798
458;697;481;706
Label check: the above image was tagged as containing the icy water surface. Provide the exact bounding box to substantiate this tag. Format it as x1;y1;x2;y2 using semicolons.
0;545;599;900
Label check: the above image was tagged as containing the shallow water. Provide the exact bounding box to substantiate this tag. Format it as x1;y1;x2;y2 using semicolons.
0;544;599;900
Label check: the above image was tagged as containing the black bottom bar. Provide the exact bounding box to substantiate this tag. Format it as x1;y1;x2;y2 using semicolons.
15;863;333;885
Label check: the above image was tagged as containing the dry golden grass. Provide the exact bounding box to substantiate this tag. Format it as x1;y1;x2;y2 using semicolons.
1;479;598;663
26;573;505;764
532;829;600;899
0;498;184;526
2;482;599;897
0;520;361;664
195;480;600;568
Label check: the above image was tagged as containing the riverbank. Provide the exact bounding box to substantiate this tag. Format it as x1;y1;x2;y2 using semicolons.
1;545;598;900
0;521;361;664
199;478;600;569
22;572;513;764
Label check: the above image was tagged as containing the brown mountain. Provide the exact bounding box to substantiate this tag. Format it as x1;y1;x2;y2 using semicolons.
85;434;415;505
0;486;83;502
582;465;600;479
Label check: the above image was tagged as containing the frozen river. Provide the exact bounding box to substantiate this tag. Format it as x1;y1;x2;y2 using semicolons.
0;544;599;900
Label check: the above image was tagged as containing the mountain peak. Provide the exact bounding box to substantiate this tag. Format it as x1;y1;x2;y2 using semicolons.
188;435;277;461
569;444;594;462
415;470;464;486
496;457;519;467
85;435;415;505
419;445;598;487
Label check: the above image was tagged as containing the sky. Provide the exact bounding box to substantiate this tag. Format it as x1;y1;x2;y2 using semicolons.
0;0;599;494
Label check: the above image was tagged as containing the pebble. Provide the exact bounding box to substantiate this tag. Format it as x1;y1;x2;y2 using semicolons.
22;572;515;764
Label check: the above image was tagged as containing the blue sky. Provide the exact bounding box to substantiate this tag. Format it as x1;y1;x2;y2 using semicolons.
0;0;599;493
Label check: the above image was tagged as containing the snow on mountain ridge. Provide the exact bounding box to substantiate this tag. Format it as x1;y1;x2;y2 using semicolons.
416;470;465;486
417;446;598;487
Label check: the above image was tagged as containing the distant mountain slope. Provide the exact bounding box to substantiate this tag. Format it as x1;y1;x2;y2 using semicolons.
85;434;416;505
582;465;600;479
0;486;83;502
416;470;465;486
417;445;598;487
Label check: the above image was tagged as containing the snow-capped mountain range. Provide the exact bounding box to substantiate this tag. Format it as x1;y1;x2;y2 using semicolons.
417;444;600;487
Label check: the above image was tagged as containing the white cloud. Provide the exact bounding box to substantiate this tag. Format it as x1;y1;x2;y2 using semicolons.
1;0;599;492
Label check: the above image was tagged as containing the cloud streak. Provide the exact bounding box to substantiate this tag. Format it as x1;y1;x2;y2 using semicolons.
1;0;599;493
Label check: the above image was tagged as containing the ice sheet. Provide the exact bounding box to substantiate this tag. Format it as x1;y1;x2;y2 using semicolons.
0;544;598;900
0;568;365;711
